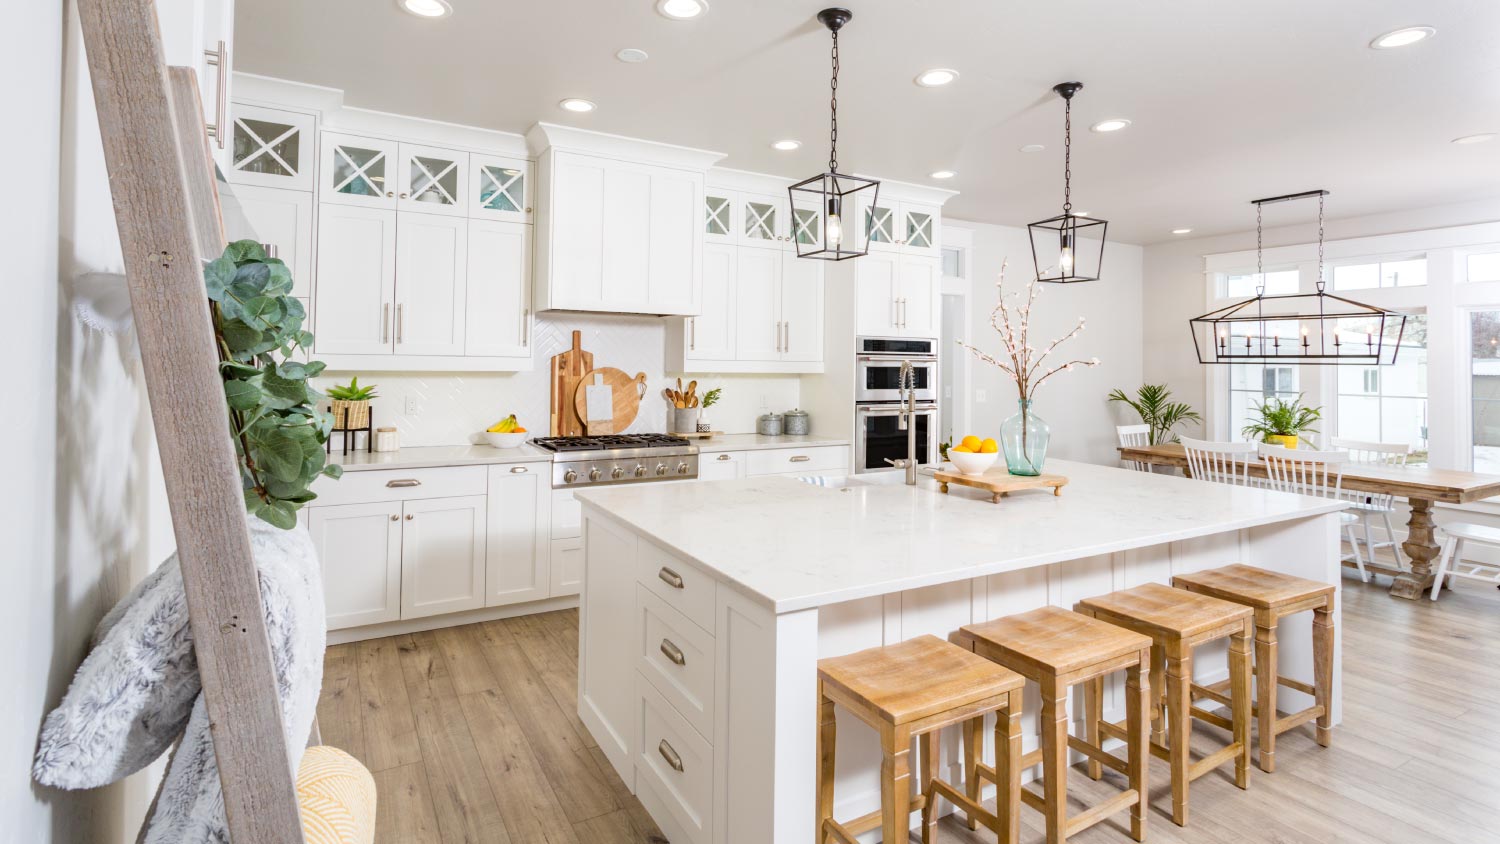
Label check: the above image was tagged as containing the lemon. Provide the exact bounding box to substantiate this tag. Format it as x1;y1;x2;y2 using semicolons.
980;438;999;454
960;435;982;451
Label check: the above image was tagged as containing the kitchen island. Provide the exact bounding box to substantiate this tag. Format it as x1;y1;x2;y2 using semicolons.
574;460;1346;844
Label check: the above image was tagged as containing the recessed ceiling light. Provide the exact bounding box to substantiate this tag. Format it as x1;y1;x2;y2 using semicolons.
397;0;451;17
929;170;956;180
656;0;708;20
1019;144;1046;153
771;139;801;151
914;68;959;88
1090;118;1131;133
559;98;596;113
616;48;649;63
1171;228;1193;235
1369;26;1435;49
1452;133;1496;145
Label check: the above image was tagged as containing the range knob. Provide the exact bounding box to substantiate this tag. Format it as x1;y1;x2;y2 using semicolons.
611;467;625;480
655;463;668;476
563;469;578;484
634;465;648;478
588;468;602;482
677;462;690;475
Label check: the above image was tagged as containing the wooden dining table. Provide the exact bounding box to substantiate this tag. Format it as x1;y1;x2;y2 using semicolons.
1118;442;1500;600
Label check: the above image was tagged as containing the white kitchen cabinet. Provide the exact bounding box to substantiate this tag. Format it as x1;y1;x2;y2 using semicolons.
697;451;745;481
486;464;551;607
393;213;467;356
669;239;823;372
314;203;396;354
779;252;825;361
551;536;584;597
855;251;941;339
858;195;941;259
734;249;782;362
684;243;735;362
399;494;487;619
321;132;399;209
226;104;314;191
223;184;313;297
464;219;532;358
898;254;940;337
308;501;403;629
703;189;736;246
739;191;789;249
471;154;533;224
647;168;701;313
398;142;469;218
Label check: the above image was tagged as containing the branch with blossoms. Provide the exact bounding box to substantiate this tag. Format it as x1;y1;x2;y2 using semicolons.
957;258;1100;402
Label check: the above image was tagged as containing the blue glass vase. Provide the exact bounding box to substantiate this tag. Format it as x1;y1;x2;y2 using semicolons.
1000;399;1050;476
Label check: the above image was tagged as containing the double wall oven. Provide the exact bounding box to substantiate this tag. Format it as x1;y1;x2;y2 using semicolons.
854;336;938;474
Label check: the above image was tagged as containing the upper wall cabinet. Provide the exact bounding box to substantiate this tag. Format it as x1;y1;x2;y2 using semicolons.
471;154;533;224
398;143;469;217
226;104;315;191
321;132;399;209
858;195;941;258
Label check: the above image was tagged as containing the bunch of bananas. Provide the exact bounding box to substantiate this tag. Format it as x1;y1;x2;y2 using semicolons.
486;414;527;434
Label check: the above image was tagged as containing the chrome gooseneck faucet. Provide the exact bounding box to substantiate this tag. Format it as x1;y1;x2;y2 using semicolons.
883;359;919;485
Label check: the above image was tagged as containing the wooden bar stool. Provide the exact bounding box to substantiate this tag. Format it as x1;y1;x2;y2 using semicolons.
817;634;1026;844
956;606;1152;844
1075;583;1254;826
1172;564;1335;773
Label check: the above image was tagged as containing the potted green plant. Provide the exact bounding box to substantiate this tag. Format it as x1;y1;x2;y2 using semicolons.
1107;384;1202;445
1242;395;1322;449
696;386;722;433
326;376;378;430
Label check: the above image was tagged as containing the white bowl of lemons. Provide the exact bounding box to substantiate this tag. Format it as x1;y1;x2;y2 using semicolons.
947;435;999;476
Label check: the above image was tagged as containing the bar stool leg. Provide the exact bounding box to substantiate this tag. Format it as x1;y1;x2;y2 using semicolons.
1127;651;1150;842
1084;675;1104;781
1040;681;1069;844
962;716;981;831
1254;613;1278;773
817;685;837;844
999;688;1023;844
1150;645;1167;749
1313;601;1335;748
1165;649;1193;826
919;731;939;843
1229;620;1252;789
880;725;913;844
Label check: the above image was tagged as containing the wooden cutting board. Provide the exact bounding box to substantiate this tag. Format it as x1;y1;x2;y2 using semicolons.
550;330;593;436
574;368;649;435
933;467;1068;504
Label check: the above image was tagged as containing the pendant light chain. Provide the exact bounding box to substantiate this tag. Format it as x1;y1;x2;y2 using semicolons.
1062;94;1072;213
1255;202;1264;296
1316;192;1326;292
828;28;840;174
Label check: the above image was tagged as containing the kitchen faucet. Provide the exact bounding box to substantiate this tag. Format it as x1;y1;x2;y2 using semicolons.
884;359;919;485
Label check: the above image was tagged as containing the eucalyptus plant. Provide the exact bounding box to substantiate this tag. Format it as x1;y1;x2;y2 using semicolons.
1241;395;1323;446
1107;383;1202;445
205;240;341;529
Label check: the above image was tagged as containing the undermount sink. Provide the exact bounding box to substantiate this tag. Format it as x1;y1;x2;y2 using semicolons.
796;470;935;490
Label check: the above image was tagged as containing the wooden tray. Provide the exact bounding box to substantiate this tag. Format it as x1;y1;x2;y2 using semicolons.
550;330;593;437
573;367;648;435
934;467;1068;503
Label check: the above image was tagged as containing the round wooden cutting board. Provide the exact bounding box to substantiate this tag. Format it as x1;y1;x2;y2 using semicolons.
573;367;649;435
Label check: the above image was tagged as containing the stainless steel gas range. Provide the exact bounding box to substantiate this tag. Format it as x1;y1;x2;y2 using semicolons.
529;434;699;488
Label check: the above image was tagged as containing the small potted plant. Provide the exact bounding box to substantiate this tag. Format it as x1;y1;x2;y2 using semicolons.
1107;383;1202;445
1242;395;1322;449
696;387;722;433
326;376;377;429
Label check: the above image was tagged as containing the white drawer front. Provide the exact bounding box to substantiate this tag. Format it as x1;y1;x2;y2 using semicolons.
637;541;715;634
311;465;486;507
637;675;713;844
744;446;846;477
552;489;582;539
637;586;715;739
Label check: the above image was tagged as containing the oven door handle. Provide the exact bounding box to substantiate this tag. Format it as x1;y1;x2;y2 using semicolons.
858;404;938;413
856;355;938;363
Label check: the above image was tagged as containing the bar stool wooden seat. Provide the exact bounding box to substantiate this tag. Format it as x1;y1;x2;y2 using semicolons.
1172;564;1335;773
817;634;1026;844
956;606;1152;844
1075;583;1254;826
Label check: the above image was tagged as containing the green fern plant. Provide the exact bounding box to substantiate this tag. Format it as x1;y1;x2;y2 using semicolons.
1241;395;1322;445
1107;384;1202;445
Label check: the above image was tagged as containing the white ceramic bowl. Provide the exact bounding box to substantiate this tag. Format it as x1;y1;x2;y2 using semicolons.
946;449;998;476
483;431;527;449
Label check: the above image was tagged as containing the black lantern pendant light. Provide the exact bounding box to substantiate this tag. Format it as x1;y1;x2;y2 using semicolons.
1029;82;1108;283
1189;190;1409;366
788;8;879;261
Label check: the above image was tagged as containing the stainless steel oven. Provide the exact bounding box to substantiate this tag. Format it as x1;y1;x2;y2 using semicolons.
855;402;938;474
855;336;938;403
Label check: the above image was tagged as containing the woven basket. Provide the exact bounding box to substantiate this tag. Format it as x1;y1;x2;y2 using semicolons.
330;399;371;430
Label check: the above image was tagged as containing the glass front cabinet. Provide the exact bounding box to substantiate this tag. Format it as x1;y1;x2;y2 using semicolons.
226;104;316;191
471;154;533;224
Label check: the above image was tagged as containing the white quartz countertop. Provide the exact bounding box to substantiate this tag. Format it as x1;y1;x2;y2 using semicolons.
694;434;848;453
327;443;550;471
575;459;1348;613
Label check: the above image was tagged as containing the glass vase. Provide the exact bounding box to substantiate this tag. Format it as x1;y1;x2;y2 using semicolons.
1000;399;1050;476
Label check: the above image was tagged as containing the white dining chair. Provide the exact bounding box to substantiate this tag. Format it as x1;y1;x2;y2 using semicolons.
1258;443;1370;582
1116;424;1153;473
1181;437;1257;486
1330;437;1410;572
1430;522;1500;600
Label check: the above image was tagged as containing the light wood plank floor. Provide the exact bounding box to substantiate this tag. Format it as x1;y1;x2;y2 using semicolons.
317;572;1500;843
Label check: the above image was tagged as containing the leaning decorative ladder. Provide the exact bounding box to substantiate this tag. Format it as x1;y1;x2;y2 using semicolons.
77;0;306;840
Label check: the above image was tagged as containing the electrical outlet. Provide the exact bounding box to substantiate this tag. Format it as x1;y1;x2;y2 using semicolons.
975;389;987;403
404;396;421;415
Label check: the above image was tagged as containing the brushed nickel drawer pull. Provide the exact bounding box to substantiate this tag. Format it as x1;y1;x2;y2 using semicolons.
716;454;732;461
386;479;422;488
659;639;686;666
510;466;529;474
658;740;684;772
789;455;811;463
658;567;685;589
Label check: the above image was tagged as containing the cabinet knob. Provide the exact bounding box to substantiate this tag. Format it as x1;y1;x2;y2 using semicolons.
525;207;533;213
405;513;414;520
400;192;409;199
390;514;399;522
386;191;395;198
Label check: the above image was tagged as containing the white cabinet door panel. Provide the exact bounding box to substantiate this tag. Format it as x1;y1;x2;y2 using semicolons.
321;132;397;209
552;536;583;597
734;249;781;361
855;251;899;337
486;465;550;607
697;451;744;481
703;188;736;246
397;142;468;218
603;164;652;308
780;253;823;362
314;203;396;355
308;501;402;630
901;200;941;257
550;155;607;306
223;184;314;298
400;494;486;619
648;167;700;313
470;153;532;224
394;214;467;356
465;219;531;357
227;104;314;191
899;255;940;338
686;243;735;361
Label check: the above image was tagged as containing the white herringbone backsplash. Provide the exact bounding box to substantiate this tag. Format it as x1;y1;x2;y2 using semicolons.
314;313;802;447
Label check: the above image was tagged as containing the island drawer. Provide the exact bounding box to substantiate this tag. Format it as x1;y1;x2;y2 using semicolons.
745;445;847;477
637;541;716;634
310;465;486;507
637;586;715;739
636;673;714;844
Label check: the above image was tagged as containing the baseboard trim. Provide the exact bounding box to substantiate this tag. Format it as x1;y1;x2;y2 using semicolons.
326;594;580;644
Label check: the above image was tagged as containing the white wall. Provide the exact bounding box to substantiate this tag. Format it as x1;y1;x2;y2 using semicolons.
951;219;1146;465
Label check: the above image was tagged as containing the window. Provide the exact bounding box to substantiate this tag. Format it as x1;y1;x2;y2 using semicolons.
1330;257;1426;291
1228;363;1300;440
1335;314;1428;465
941;246;964;279
1468;252;1500;283
1471;310;1500;472
1223;269;1298;298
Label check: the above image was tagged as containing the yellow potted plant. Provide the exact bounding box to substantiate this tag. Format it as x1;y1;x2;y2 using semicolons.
1241;395;1322;449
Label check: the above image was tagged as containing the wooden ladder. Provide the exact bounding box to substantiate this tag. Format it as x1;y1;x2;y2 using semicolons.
75;0;305;840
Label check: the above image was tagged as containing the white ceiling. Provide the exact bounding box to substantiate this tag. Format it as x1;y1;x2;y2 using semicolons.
234;0;1500;244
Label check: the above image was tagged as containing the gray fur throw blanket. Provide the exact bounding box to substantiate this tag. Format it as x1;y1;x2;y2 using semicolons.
33;518;326;843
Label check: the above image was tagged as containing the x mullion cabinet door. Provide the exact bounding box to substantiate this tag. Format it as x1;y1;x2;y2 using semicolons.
901;200;941;258
470;153;533;224
739;192;787;249
703;188;737;246
320;131;398;209
397;142;469;218
227;104;315;191
860;194;901;254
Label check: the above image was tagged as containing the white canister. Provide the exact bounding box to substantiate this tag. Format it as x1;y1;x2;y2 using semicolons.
373;426;400;452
